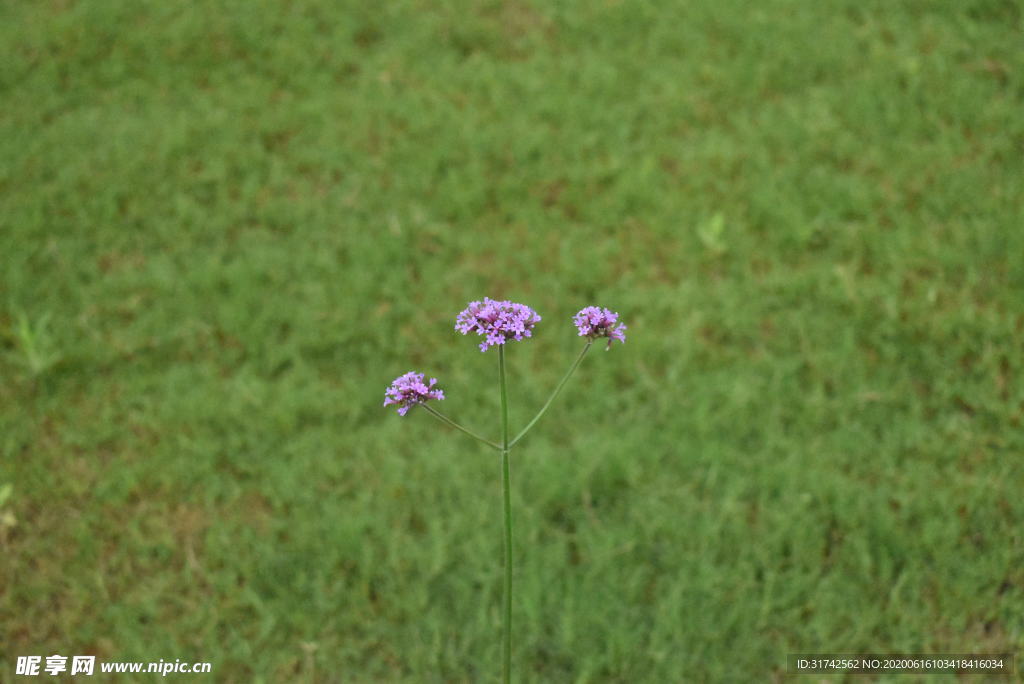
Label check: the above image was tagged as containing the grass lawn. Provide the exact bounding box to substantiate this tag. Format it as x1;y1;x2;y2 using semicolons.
2;0;1023;681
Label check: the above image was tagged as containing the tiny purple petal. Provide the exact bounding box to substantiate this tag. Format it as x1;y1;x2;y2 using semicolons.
573;306;627;349
455;298;542;352
383;371;446;416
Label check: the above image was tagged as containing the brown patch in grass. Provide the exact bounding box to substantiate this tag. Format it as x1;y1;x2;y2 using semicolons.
97;250;146;274
484;0;553;42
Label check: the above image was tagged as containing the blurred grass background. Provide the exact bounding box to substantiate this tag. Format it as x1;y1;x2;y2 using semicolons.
2;0;1023;681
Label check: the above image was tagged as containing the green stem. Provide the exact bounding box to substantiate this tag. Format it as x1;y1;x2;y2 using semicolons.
421;405;501;451
498;345;512;684
508;341;592;448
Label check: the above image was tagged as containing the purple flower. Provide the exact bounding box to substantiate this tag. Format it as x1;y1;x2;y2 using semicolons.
384;372;445;416
573;306;627;350
455;298;542;352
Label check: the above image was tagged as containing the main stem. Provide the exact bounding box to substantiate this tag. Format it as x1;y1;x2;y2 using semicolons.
498;345;512;684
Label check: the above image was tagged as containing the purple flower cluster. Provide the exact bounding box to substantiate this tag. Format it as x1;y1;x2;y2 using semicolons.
383;372;445;416
573;306;627;349
455;298;542;352
384;301;630;416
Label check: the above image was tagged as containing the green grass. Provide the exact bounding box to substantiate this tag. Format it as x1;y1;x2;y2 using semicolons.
2;0;1023;681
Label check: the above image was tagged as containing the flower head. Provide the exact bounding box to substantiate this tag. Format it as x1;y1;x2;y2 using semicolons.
573;306;627;350
455;298;542;352
384;372;445;416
